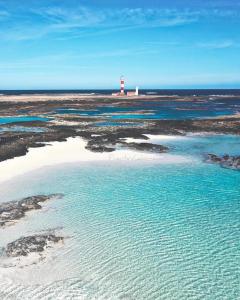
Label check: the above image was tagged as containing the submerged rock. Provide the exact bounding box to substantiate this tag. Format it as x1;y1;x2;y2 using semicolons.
5;234;64;257
0;194;63;227
121;142;169;153
206;154;240;170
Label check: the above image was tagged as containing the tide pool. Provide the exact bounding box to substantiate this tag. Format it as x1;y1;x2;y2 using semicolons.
0;116;50;124
54;97;240;120
0;135;239;300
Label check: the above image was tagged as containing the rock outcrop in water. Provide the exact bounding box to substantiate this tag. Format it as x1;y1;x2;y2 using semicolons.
121;142;169;153
84;131;149;153
0;194;63;227
206;154;240;170
0;95;240;162
85;142;115;152
4;234;64;257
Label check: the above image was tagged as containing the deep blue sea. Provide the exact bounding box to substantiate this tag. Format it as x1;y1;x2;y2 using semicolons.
1;89;240;96
0;134;239;299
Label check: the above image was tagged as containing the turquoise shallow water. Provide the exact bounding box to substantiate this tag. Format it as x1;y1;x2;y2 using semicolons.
0;116;50;124
0;135;239;299
148;134;240;157
55;97;240;120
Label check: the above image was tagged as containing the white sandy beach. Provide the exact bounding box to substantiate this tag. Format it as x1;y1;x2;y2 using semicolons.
0;136;193;184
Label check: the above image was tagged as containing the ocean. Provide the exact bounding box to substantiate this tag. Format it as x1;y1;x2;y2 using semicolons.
0;87;240;96
1;88;240;96
0;134;239;299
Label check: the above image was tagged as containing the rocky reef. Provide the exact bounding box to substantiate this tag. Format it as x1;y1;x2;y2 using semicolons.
83;131;169;153
0;194;63;227
0;94;240;163
121;142;169;153
0;127;76;162
4;234;64;257
85;141;115;152
83;131;149;152
0;94;240;162
206;154;240;170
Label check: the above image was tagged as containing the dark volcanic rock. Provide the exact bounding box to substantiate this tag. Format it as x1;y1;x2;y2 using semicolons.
0;194;63;227
0;95;240;164
206;154;240;170
0;127;77;162
85;144;115;152
5;234;64;257
84;130;151;152
121;142;169;153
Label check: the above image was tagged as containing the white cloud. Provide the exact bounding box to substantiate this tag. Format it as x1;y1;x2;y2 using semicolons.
0;6;200;41
0;5;239;41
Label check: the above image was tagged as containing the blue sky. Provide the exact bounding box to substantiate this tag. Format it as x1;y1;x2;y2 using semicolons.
0;0;240;89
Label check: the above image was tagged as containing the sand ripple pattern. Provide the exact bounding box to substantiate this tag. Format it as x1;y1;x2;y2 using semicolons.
0;161;239;299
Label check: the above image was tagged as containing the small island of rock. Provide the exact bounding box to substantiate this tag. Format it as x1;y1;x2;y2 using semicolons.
4;234;64;257
0;194;63;227
206;154;240;170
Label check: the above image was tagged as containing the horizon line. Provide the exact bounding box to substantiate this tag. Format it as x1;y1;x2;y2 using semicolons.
1;88;240;91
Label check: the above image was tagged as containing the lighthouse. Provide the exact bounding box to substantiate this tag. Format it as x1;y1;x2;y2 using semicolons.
112;76;140;97
120;76;125;95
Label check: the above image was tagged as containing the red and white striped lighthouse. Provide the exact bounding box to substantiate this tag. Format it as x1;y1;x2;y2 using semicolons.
120;76;125;95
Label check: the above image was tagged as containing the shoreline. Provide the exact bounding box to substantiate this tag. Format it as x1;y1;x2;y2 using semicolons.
0;93;159;103
0;134;239;297
1;92;240;103
0;136;193;184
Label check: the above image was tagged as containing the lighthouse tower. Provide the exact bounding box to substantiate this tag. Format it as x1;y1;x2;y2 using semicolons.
120;76;125;95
